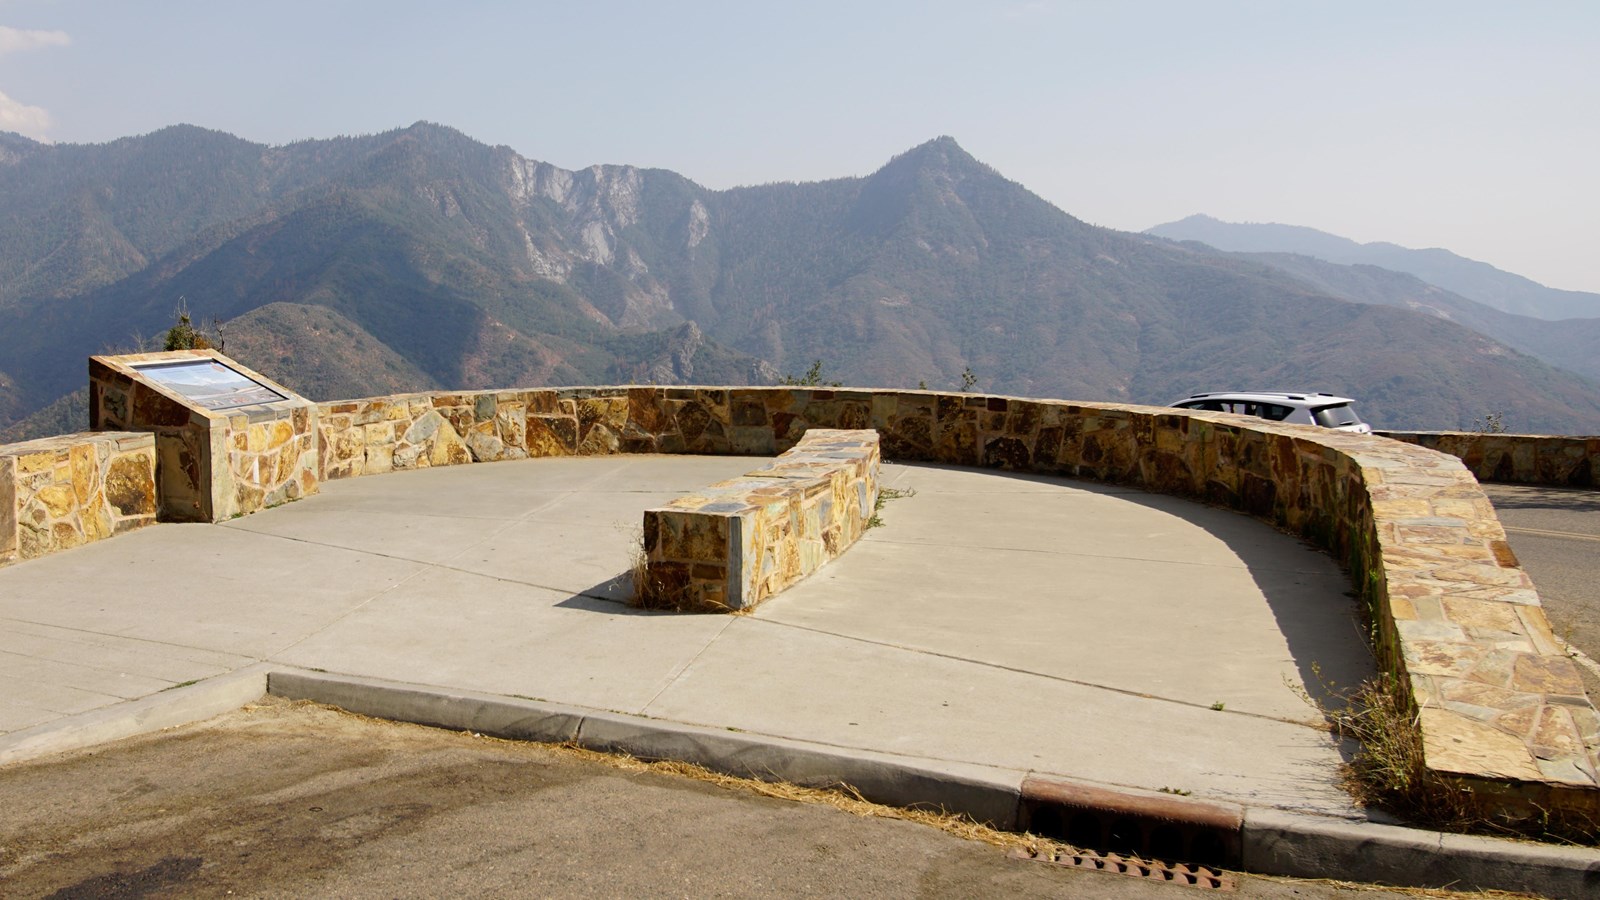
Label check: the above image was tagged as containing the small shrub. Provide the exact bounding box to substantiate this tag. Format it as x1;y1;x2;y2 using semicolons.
161;299;226;352
1470;411;1508;434
780;359;841;387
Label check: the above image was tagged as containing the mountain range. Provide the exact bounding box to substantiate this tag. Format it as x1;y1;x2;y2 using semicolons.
2;123;1599;439
1146;214;1600;321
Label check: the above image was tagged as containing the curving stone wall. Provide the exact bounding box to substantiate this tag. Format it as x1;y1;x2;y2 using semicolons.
1380;431;1600;488
305;386;1594;823
1;432;158;568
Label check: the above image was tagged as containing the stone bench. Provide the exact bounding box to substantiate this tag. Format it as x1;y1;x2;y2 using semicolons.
2;432;158;568
639;429;880;611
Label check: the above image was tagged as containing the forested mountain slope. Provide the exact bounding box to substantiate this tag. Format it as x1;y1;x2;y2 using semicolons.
3;125;1598;437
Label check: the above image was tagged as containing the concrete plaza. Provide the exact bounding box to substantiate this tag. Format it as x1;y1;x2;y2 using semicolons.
0;455;1372;816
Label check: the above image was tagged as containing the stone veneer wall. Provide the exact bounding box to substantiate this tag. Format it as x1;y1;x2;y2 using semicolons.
1;432;158;568
1380;431;1600;488
642;429;880;611
311;386;1599;822
90;351;320;523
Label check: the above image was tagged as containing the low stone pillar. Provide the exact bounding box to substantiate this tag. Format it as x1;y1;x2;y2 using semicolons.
89;350;319;522
1;432;157;567
641;429;880;611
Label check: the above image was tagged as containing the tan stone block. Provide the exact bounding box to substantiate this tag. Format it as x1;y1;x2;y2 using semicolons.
83;498;113;542
1408;595;1446;621
276;443;299;484
1513;606;1567;656
1491;704;1538;740
1384;594;1416;621
497;406;527;447
246;423;267;453
1464;647;1519;688
1419;707;1544;780
430;428;472;467
51;520;84;552
1408;637;1478;672
525;417;574;457
1511;654;1586;696
1441;597;1522;635
69;443;97;505
235;481;265;513
334;430;363;462
366;445;393;474
105;451;157;517
1370;498;1433;519
1532;706;1586;758
1569;707;1600;746
17;520;47;558
230;449;256;481
1440;678;1535;712
17;451;56;474
267;419;294;451
1486;539;1518;567
36;483;77;518
0;456;15;562
395;444;422;469
577;424;620;456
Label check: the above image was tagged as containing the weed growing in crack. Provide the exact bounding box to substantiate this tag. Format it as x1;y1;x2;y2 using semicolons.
866;486;916;530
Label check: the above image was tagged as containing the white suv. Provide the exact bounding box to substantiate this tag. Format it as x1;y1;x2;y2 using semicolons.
1170;391;1372;434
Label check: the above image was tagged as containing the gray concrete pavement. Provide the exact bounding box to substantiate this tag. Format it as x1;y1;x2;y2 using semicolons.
0;454;1372;818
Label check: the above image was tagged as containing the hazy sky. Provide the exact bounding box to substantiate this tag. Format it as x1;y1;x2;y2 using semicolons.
2;1;1596;292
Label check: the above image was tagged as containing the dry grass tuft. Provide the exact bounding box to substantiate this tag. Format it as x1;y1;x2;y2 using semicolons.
1302;671;1598;845
1322;674;1478;830
624;529;751;614
546;741;1064;854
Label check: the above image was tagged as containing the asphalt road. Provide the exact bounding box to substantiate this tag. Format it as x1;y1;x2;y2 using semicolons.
0;699;1435;899
1481;483;1600;697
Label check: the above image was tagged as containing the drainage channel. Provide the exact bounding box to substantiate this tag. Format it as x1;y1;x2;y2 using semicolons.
1016;776;1243;886
1009;846;1236;890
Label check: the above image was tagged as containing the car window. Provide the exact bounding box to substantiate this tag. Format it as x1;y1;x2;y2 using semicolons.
1312;403;1364;428
1242;402;1293;421
1179;401;1226;412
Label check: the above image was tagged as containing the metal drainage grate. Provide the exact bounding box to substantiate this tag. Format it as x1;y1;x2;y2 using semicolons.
1016;777;1243;869
1009;847;1237;891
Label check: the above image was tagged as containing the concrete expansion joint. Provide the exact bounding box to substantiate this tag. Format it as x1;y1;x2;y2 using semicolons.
224;517;625;605
754;617;1330;730
636;614;738;715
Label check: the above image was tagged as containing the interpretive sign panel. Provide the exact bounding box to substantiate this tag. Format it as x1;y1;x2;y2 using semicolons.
132;359;286;411
91;349;318;522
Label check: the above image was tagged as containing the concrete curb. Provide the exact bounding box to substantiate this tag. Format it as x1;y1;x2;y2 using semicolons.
265;668;1025;829
1244;807;1600;897
265;669;1600;898
10;667;1593;895
0;663;271;768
